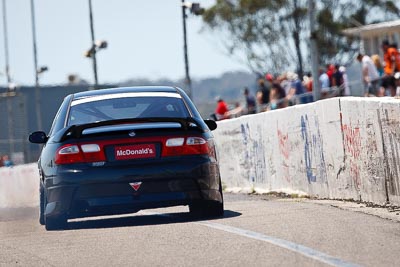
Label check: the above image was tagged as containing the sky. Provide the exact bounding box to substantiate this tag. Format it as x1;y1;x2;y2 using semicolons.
0;0;248;86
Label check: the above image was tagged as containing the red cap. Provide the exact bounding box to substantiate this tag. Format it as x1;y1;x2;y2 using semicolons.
265;73;274;81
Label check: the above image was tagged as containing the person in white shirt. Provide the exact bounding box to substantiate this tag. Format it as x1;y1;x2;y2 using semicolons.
357;53;380;96
394;72;400;96
318;68;330;98
339;66;351;96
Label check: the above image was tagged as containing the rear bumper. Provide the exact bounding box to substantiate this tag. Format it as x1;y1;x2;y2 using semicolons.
44;158;222;219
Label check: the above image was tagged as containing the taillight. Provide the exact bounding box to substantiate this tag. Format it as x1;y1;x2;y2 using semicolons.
81;144;100;152
81;143;106;162
162;137;210;157
55;143;106;165
55;144;84;165
184;137;209;155
166;138;185;147
186;137;206;145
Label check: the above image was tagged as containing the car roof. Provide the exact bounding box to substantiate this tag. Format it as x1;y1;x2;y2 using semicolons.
72;86;180;100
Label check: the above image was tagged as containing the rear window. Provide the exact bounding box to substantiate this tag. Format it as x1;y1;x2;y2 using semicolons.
67;93;189;126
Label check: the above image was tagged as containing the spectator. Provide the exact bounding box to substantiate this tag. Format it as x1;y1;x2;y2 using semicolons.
265;73;274;84
256;78;270;112
382;40;400;76
2;155;13;167
371;54;384;77
332;64;344;95
395;72;400;96
286;71;306;105
357;53;379;96
391;42;400;71
214;96;229;120
225;102;243;118
243;87;256;114
268;83;287;110
381;75;396;96
319;68;330;99
303;72;313;92
339;66;351;96
326;64;335;87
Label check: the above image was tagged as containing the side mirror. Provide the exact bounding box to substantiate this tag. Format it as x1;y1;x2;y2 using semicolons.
29;131;48;144
204;119;217;131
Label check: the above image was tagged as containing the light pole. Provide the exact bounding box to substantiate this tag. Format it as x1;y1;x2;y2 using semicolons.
2;0;10;84
180;1;204;100
88;0;98;90
85;1;107;90
181;0;192;99
30;0;43;131
2;0;15;156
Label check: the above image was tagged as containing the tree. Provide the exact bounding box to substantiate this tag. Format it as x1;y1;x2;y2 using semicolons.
202;0;400;76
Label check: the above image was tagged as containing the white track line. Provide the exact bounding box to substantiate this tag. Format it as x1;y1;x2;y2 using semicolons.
196;221;361;267
141;211;360;267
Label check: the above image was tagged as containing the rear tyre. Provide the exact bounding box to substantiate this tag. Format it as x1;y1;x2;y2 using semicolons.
189;201;224;218
39;183;45;225
45;214;67;231
207;201;224;217
42;185;67;231
209;177;224;217
190;178;224;217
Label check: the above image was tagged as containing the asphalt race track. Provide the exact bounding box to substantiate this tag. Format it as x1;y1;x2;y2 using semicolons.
1;193;399;267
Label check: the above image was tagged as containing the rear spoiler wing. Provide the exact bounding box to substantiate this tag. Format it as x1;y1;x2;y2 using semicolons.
59;117;205;142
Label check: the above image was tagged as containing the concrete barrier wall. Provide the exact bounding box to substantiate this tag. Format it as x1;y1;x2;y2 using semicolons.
379;99;400;205
338;98;387;204
1;97;399;208
214;97;400;206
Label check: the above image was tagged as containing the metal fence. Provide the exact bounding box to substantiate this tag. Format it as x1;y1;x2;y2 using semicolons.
0;85;103;164
0;91;30;164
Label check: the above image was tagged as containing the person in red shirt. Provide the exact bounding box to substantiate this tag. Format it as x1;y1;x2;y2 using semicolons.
214;97;229;120
382;40;400;75
326;64;335;87
303;72;313;92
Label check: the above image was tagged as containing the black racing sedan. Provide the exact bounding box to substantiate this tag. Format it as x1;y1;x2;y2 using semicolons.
29;86;223;230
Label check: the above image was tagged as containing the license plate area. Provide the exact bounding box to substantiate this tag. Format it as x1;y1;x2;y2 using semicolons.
114;144;157;160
